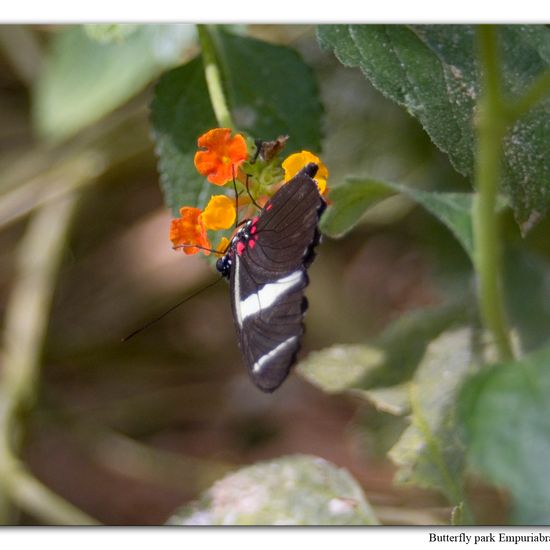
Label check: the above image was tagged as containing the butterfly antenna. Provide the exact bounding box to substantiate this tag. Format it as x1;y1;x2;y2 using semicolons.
122;276;224;342
172;243;224;254
245;173;262;210
232;164;240;228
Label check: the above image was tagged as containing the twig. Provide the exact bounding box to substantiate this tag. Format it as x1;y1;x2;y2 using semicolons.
0;110;150;230
0;25;43;86
72;421;232;493
0;192;99;525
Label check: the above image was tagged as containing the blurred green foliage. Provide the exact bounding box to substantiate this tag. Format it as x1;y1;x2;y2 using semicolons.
460;345;550;523
34;24;196;141
1;23;550;527
168;455;378;525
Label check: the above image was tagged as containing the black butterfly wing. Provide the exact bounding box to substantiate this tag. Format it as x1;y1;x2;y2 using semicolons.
230;256;308;392
250;163;325;273
230;164;326;392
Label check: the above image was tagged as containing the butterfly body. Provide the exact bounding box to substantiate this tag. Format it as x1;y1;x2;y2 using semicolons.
216;163;326;392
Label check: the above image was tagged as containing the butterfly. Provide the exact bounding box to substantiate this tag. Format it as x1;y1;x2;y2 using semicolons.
216;163;326;392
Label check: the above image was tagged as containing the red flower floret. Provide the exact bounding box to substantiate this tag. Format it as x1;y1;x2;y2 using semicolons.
170;207;211;255
194;128;248;185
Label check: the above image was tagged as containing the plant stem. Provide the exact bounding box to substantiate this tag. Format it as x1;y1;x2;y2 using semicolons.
0;453;99;525
0;193;99;525
0;107;150;230
67;421;233;493
473;26;514;362
0;25;43;86
197;25;234;129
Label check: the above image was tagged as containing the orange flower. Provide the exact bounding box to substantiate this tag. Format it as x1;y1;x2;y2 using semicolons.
170;207;211;255
282;151;329;194
201;195;236;230
194;128;248;185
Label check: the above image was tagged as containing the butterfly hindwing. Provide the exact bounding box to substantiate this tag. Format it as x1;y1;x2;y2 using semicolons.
230;253;309;391
226;163;326;392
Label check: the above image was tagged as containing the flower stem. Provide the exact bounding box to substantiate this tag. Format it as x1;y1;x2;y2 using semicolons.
197;25;234;129
473;26;514;362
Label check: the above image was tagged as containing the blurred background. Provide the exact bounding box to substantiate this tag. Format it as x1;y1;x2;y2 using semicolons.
0;24;507;525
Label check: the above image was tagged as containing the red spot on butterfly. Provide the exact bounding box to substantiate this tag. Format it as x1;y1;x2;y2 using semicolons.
249;239;256;249
236;241;246;256
250;225;257;235
266;204;273;211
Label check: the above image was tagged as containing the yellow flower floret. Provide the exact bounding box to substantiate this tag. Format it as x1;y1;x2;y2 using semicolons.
215;237;230;256
200;195;236;231
282;151;329;195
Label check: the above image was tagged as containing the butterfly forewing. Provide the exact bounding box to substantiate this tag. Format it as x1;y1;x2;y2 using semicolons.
250;171;324;274
226;163;326;392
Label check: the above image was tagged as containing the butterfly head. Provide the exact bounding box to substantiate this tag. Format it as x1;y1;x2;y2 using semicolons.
216;253;232;279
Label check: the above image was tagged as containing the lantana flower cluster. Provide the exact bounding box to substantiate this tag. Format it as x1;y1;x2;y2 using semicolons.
170;127;329;256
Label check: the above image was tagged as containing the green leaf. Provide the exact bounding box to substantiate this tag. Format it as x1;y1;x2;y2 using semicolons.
319;178;396;238
459;345;550;524
389;328;474;512
304;304;468;394
151;58;218;215
150;28;323;216
218;30;323;152
451;502;465;525
84;24;139;43
297;303;468;415
167;455;378;525
34;24;196;141
318;24;550;233
376;303;472;386
352;383;410;416
297;344;410;414
297;344;385;393
504;247;550;353
321;176;476;259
